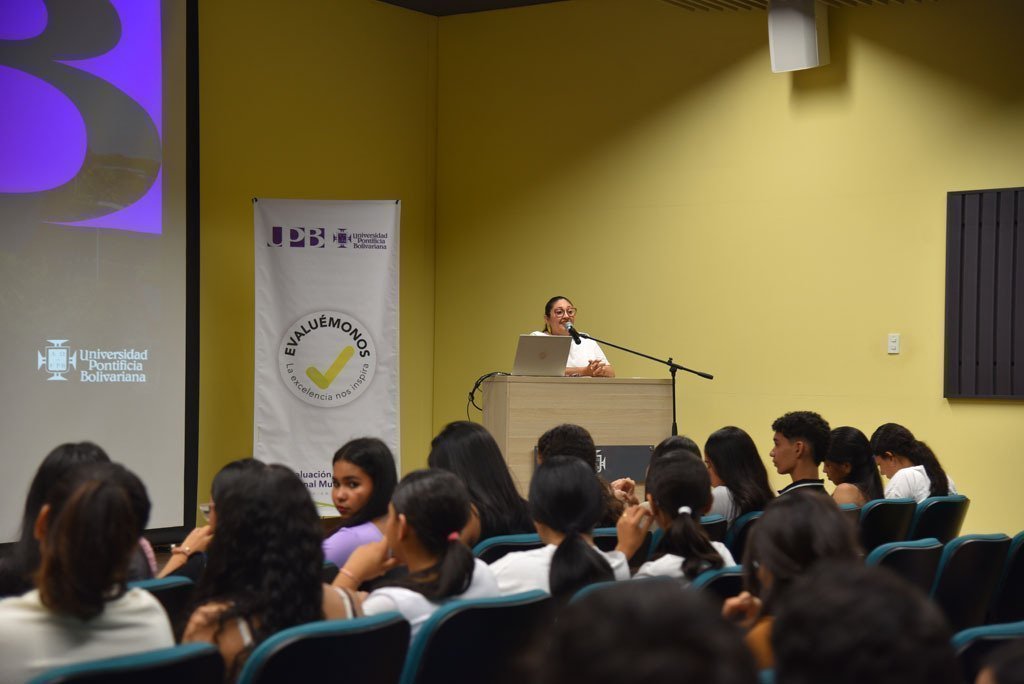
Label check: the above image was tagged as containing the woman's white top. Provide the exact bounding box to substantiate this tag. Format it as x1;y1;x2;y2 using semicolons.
0;588;174;683
709;486;740;524
530;331;609;368
884;465;957;504
361;559;499;640
488;543;630;596
633;542;736;580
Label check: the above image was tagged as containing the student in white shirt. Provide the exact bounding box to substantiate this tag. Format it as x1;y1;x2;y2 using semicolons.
0;462;173;683
618;451;734;580
489;457;629;600
870;423;957;504
335;469;499;639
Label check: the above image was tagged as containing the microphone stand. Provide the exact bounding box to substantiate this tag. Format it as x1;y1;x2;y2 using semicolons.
577;332;713;437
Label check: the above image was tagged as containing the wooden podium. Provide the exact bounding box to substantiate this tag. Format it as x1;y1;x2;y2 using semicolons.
481;376;673;495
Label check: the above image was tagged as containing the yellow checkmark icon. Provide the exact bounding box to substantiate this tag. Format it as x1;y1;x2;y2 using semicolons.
306;346;355;390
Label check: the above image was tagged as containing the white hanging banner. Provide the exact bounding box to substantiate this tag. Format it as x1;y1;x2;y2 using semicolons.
254;199;400;515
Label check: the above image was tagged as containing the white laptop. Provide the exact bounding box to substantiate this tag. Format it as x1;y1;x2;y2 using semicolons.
511;334;571;376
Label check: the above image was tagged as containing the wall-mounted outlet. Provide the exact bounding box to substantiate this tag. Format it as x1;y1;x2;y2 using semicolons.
887;333;900;355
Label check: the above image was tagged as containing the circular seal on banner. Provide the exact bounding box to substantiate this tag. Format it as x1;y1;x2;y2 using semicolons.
278;311;376;407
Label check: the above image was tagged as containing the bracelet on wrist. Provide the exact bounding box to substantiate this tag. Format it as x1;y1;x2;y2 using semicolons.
171;544;192;557
338;567;359;584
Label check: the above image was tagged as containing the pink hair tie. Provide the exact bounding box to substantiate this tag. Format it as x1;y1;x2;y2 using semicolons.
447;531;460;542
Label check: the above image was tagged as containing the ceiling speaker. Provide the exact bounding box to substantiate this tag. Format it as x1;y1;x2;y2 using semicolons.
768;0;830;73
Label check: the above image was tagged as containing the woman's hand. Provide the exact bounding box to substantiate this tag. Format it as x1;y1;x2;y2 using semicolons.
614;504;653;559
333;539;399;590
722;591;763;630
610;478;639;507
181;525;214;554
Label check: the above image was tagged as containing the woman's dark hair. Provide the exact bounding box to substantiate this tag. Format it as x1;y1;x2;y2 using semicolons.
825;427;884;501
869;423;950;497
647;452;724;580
703;427;775;517
529;456;614;600
193;463;324;677
331;437;397;527
650;435;701;468
0;442;112;598
743;491;860;615
428;421;532;540
536;423;597;470
387;469;476;601
543;295;573;333
534;581;757;684
210;458;266;506
37;462;149;621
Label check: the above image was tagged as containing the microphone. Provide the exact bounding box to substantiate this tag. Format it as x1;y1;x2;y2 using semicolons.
565;322;582;345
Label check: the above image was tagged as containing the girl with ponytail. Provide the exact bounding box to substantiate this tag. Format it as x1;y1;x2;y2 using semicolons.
869;423;957;504
0;462;173;683
334;469;499;639
621;451;734;580
489;456;629;601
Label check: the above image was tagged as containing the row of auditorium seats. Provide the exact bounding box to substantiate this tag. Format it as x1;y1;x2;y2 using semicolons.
27;572;1024;684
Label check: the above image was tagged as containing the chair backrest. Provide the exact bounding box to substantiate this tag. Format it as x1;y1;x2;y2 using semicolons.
990;530;1024;624
399;591;553;684
858;498;916;551
908;495;970;543
724;511;763;559
236;613;410;684
701;514;729;543
128;576;195;638
472;533;545;564
569;579;621;604
690;565;744;606
952;620;1024;683
26;643;223;684
932;534;1011;632
837;503;861;530
864;537;944;594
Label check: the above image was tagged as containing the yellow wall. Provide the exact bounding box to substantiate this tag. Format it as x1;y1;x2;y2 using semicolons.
433;0;1024;533
198;0;438;506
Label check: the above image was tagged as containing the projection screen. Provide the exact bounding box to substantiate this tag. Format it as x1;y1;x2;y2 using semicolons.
0;0;198;544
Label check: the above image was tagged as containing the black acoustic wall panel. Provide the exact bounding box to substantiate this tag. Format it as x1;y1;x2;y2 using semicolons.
945;187;1024;398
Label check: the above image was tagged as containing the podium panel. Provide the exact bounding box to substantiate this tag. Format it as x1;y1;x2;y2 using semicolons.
481;376;673;495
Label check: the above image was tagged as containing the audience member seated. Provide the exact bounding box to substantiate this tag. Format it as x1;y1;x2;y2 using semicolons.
703;426;775;524
488;457;628;601
531;581;758;684
333;469;498;639
978;641;1024;684
321;438;397;568
773;561;958;684
0;442;156;598
870;423;957;504
183;462;358;679
0;462;174;682
157;459;264;581
428;421;533;545
822;426;884;506
769;411;831;495
722;491;861;670
619;451;734;579
536;423;625;525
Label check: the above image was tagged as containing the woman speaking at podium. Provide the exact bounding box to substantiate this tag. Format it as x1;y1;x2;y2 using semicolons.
532;296;615;377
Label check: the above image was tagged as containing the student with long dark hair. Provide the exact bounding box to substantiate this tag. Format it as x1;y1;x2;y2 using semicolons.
322;438;398;568
0;462;173;682
870;423;956;504
333;469;498;639
722;492;861;670
619;452;734;580
536;422;627;524
488;457;628;601
428;421;532;544
184;463;357;678
823;427;884;505
704;427;775;523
